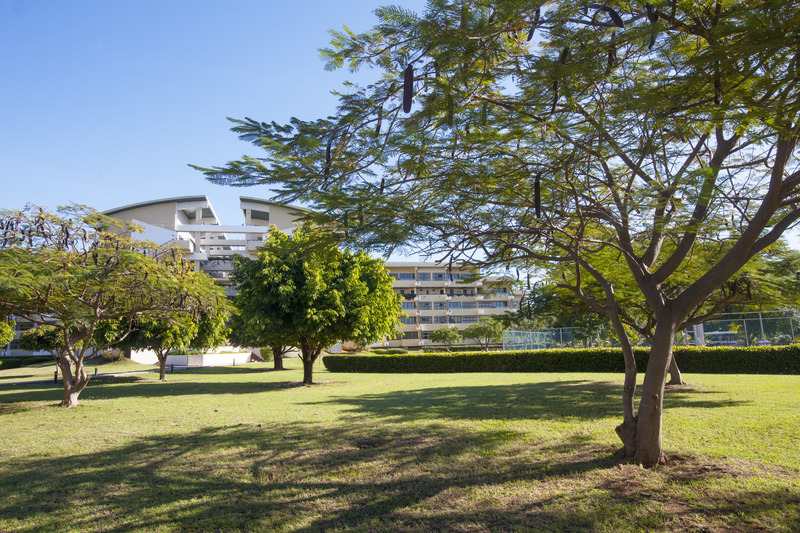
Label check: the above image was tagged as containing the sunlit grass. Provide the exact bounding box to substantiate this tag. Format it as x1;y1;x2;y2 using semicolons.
1;359;798;532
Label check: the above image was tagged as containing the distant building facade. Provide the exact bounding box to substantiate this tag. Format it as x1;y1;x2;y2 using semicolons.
3;195;517;353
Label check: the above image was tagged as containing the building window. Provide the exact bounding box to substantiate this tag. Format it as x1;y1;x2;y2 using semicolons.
418;302;432;310
401;302;416;310
448;302;462;309
432;273;445;281
404;331;418;340
434;316;448;324
417;272;431;281
493;301;509;308
462;301;476;309
462;316;478;323
419;316;432;324
434;302;447;310
449;316;463;324
478;301;493;309
421;331;431;340
391;272;415;280
400;317;417;325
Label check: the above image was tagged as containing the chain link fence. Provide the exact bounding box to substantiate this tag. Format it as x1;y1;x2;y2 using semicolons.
503;311;800;350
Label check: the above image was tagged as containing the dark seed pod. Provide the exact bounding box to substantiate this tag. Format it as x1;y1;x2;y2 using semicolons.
714;77;722;105
375;108;382;136
527;27;535;41
534;174;541;218
552;80;559;113
602;6;625;28
645;3;658;23
403;64;414;113
534;7;540;22
559;47;570;64
380;177;385;195
648;33;657;50
324;139;332;177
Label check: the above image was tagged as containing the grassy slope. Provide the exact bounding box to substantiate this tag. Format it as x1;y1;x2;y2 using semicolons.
0;359;798;532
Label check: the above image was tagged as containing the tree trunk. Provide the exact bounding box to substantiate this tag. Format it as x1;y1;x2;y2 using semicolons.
272;346;285;370
609;315;638;457
667;354;684;385
58;356;89;408
157;351;167;381
302;356;314;384
634;322;677;466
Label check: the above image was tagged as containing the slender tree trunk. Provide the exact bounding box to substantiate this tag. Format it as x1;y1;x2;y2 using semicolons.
634;321;677;466
609;315;638;457
272;346;284;370
302;355;314;384
667;354;684;385
157;351;167;381
58;356;89;407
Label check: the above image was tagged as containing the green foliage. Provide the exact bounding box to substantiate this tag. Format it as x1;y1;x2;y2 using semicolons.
428;326;462;352
370;347;408;355
324;345;800;375
100;349;127;363
18;325;62;357
0;205;230;405
231;223;401;383
0;318;14;347
461;317;503;351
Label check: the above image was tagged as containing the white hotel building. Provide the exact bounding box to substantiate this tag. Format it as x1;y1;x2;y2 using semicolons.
4;195;517;353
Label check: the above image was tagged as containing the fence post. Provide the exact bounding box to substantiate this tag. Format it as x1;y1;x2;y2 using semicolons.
171;363;174;374
54;371;58;384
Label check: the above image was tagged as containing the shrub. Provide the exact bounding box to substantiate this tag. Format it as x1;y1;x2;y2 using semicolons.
100;350;127;363
371;348;408;355
0;356;52;370
322;345;800;375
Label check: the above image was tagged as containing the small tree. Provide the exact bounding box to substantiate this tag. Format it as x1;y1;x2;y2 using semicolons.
0;317;14;349
429;326;461;352
461;318;503;351
0;205;228;406
228;301;294;371
232;223;400;384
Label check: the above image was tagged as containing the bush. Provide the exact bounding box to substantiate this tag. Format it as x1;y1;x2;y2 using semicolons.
100;350;127;363
0;356;53;370
370;348;408;355
322;345;800;375
422;344;501;353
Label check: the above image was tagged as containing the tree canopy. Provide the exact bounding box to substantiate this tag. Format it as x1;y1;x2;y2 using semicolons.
231;223;401;384
195;1;800;465
461;317;503;351
0;205;228;406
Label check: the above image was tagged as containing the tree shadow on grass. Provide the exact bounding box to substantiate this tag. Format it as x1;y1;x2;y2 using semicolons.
0;422;796;532
0;378;749;423
304;381;750;423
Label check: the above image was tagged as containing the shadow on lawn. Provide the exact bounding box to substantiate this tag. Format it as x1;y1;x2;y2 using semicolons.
306;381;749;422
0;376;748;423
1;422;797;532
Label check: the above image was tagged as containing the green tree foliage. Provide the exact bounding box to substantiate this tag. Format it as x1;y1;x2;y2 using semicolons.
228;300;295;371
100;309;230;381
429;326;462;352
0;205;228;406
0;318;14;348
461;317;503;351
195;1;800;465
231;223;401;384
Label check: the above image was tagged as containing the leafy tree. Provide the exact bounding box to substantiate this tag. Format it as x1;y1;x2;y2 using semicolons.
461;317;503;351
196;1;800;466
100;309;230;381
228;301;295;371
0;317;14;348
429;326;461;352
231;223;401;384
0;205;228;406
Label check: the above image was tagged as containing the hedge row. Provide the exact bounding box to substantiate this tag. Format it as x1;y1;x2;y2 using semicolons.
322;345;800;375
0;356;52;370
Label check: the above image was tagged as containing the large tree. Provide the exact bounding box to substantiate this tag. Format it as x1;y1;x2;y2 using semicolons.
231;223;401;384
195;1;800;465
0;205;228;406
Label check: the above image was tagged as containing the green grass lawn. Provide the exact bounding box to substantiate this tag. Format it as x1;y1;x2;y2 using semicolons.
1;358;798;532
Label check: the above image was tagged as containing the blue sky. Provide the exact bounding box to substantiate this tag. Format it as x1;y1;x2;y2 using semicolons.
0;0;425;226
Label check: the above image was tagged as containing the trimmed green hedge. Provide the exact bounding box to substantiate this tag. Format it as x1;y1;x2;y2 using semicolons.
322;345;800;375
0;356;52;370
